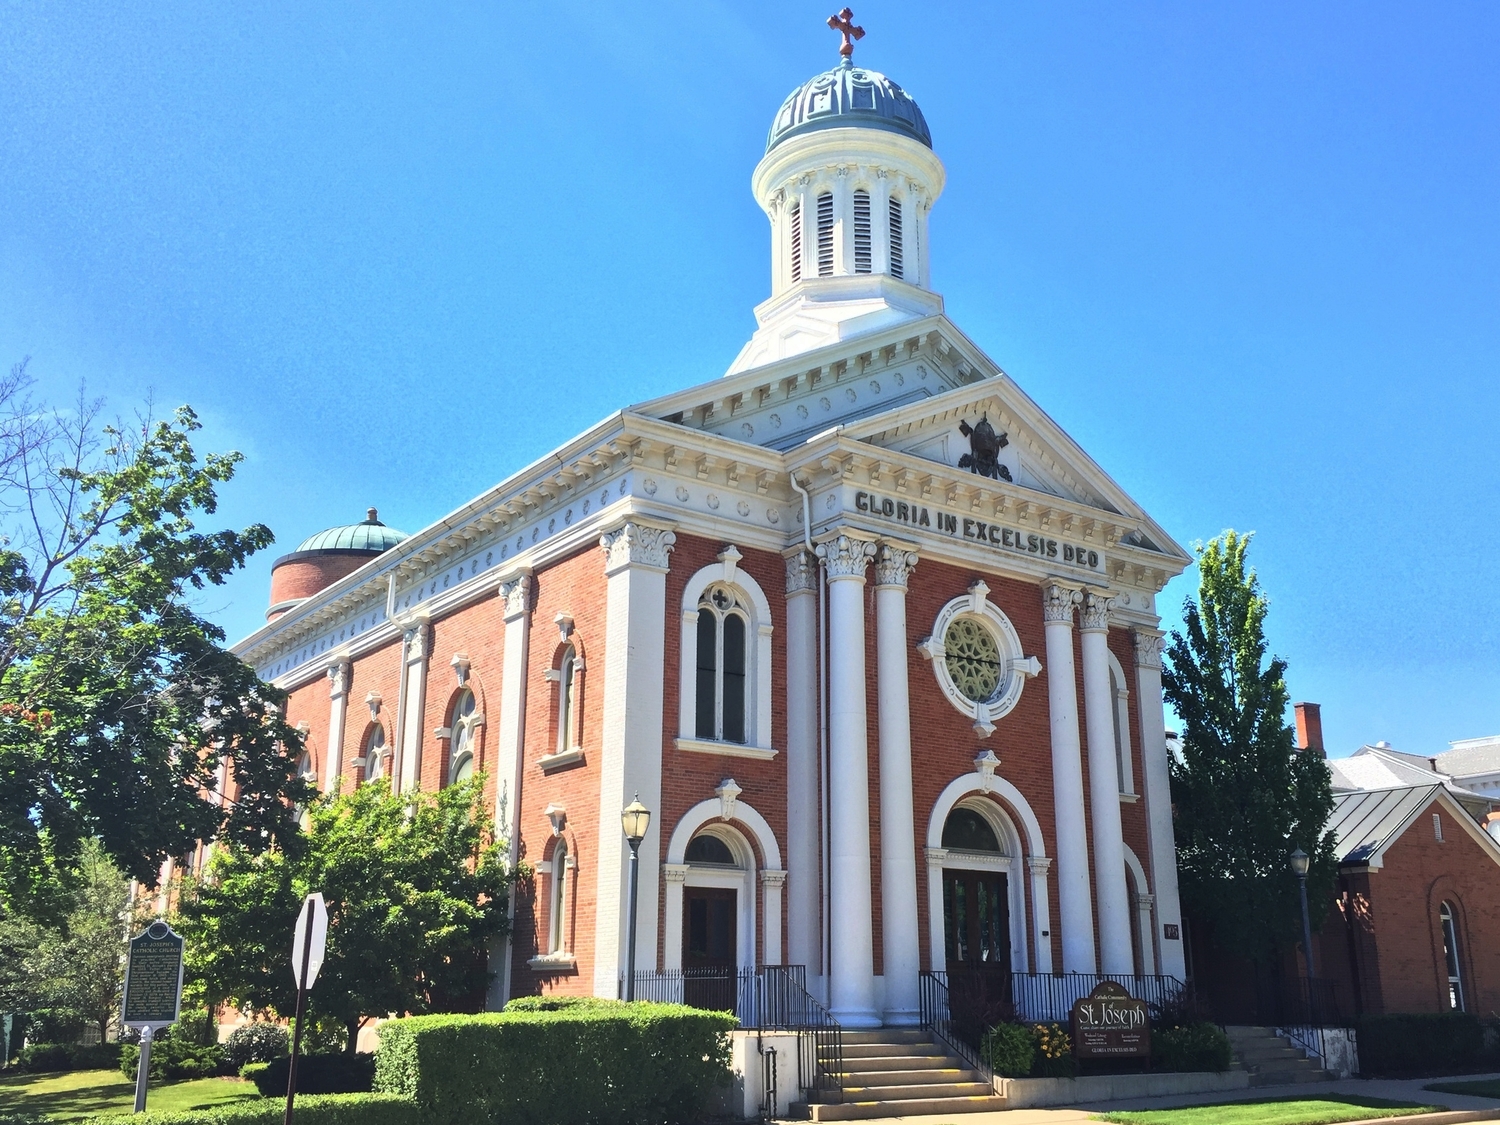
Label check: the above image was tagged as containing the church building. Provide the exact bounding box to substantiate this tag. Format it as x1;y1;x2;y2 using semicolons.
234;26;1193;1030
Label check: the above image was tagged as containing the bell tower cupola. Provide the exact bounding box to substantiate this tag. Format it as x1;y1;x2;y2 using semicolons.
728;10;948;375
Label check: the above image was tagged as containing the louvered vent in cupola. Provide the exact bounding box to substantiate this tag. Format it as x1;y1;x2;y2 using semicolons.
817;192;834;277
888;196;904;279
853;190;871;274
790;202;803;283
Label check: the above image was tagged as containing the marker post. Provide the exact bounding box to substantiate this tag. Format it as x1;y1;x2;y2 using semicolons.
284;893;328;1125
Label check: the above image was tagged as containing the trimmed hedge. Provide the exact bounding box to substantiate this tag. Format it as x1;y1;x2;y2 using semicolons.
1358;1013;1485;1077
247;1054;375;1097
374;1002;735;1125
16;1041;122;1073
1152;1023;1232;1072
77;1094;416;1125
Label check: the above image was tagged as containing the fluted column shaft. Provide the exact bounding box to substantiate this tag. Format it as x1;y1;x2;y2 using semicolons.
783;549;821;977
1042;583;1096;972
818;532;880;1028
1080;590;1133;975
875;544;921;1026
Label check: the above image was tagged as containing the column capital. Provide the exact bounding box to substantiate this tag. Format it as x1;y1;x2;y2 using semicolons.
499;571;533;622
403;621;430;664
1135;892;1156;910
326;660;351;700
1041;582;1081;625
1079;588;1118;633
1027;855;1053;876
1133;628;1166;670
663;863;689;884
783;547;818;595
817;531;876;581
600;520;677;576
874;543;919;589
760;869;788;889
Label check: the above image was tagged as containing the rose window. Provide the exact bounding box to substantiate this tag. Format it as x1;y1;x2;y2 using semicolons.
944;618;1003;703
919;582;1042;738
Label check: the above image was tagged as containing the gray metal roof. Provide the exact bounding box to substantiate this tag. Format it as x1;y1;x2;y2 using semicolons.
767;59;931;154
1329;784;1445;865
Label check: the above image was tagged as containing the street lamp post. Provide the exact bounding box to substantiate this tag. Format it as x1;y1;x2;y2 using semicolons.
1289;847;1315;978
621;796;651;1002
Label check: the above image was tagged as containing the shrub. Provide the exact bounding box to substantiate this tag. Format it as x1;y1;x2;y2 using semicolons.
1029;1023;1077;1078
502;995;621;1013
239;1062;269;1082
17;1043;73;1073
1358;1013;1484;1077
25;1008;86;1045
248;1053;375;1097
223;1024;288;1070
120;1032;228;1081
374;1003;735;1125
1152;1023;1231;1072
76;1093;416;1125
0;1111;48;1125
980;1022;1035;1077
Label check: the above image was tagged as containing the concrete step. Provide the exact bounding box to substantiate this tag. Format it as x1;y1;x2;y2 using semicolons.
839;1081;996;1101
808;1095;1009;1121
834;1067;981;1086
1251;1067;1334;1087
837;1053;961;1072
841;1029;931;1045
1237;1045;1310;1063
841;1041;946;1059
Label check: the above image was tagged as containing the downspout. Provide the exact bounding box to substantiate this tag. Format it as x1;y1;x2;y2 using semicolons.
790;472;831;1005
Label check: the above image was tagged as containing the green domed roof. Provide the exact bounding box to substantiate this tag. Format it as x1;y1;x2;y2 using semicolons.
294;509;409;554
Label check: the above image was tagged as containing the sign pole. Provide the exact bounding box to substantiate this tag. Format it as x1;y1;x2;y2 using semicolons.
133;1026;154;1113
284;906;316;1125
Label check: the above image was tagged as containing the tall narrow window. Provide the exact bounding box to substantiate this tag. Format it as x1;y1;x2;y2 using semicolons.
888;195;904;279
448;689;475;785
1441;902;1465;1010
853;190;871;273
557;646;578;754
695;586;749;744
816;192;834;277
549;839;569;954
789;202;802;283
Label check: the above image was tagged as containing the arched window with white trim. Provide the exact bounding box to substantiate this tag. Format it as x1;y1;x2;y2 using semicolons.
677;547;775;757
362;724;386;783
1107;652;1136;796
548;838;570;955
448;689;476;785
1440;901;1465;1011
557;645;580;755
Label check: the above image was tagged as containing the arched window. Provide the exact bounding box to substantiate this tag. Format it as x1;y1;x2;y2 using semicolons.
853;190;871;273
816;192;834;277
363;724;386;782
548;839;569;954
686;833;738;866
1440;901;1465;1011
556;646;579;756
942;807;1002;853
695;586;748;744
1109;657;1136;796
789;201;803;283
888;195;904;279
448;689;476;785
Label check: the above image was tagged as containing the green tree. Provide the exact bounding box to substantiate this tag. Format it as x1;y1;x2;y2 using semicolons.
1162;530;1335;967
0;363;308;921
178;776;514;1052
0;839;132;1041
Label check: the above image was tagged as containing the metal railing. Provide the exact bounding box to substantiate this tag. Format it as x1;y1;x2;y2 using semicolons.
1010;972;1191;1024
921;971;1193;1040
1260;976;1348;1067
620;966;842;1103
918;971;995;1086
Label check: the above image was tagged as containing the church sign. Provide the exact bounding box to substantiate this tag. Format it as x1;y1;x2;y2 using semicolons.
1070;980;1150;1060
853;490;1105;572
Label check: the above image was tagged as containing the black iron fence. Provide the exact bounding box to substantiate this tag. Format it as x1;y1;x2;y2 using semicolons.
921;970;1195;1041
1257;975;1348;1067
620;966;842;1103
918;971;994;1086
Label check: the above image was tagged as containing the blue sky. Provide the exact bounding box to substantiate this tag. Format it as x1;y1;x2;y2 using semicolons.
2;2;1496;757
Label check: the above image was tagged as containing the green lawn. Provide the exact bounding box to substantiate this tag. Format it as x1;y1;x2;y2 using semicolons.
1425;1078;1500;1099
1096;1093;1445;1125
0;1068;261;1121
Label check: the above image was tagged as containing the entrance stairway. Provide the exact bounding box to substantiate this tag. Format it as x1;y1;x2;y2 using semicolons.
802;1029;1007;1121
1224;1025;1332;1087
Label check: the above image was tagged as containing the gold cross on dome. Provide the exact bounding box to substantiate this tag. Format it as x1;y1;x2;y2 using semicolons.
827;7;865;59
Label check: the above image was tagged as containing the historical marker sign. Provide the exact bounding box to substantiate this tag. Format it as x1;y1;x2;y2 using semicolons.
122;921;185;1029
1071;980;1150;1060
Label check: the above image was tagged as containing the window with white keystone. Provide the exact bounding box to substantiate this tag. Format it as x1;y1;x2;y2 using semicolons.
920;582;1041;738
448;689;477;785
548;838;570;954
556;645;580;756
696;586;748;743
362;724;387;782
678;547;775;758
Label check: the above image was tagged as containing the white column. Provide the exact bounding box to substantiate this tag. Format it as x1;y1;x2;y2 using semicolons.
875;544;921;1026
761;870;786;965
783;549;821;976
592;521;675;998
323;661;350;793
1042;582;1095;972
817;531;879;1027
1027;857;1055;974
486;572;533;1010
396;621;430;793
662;864;688;972
1080;589;1133;975
925;848;948;973
1134;628;1187;978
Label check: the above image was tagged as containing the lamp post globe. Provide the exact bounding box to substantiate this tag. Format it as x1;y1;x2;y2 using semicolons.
622;795;651;1001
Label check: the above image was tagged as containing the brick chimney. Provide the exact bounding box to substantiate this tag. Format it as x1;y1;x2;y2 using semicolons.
1295;702;1326;758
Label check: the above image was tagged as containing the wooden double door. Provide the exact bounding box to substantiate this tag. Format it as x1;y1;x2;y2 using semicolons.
943;868;1014;1027
683;886;736;1011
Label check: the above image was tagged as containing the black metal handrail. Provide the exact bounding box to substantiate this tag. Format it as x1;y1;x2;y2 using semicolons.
1009;971;1191;1024
918;971;995;1086
1260;975;1348;1067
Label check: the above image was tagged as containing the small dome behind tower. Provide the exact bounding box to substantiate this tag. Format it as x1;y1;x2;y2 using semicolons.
267;508;408;621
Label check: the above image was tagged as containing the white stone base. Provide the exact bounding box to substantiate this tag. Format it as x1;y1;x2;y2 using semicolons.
999;1069;1250;1108
717;1030;804;1120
